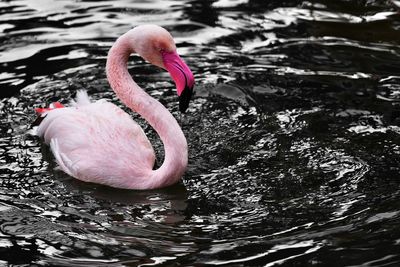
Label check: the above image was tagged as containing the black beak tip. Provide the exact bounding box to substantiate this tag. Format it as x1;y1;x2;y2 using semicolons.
178;86;193;113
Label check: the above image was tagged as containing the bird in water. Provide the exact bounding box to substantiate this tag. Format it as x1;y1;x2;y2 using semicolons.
34;25;195;190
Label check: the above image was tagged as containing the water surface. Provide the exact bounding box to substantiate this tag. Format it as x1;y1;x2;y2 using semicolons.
1;0;400;266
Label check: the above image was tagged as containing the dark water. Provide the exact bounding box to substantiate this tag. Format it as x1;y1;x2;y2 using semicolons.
1;0;400;266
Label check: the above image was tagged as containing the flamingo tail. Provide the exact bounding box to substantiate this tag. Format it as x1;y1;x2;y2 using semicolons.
33;90;91;126
33;101;65;127
35;102;65;115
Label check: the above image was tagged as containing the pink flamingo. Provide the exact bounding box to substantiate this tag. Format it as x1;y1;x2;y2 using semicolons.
34;25;195;189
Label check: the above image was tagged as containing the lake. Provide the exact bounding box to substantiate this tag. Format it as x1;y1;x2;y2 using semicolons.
1;0;400;266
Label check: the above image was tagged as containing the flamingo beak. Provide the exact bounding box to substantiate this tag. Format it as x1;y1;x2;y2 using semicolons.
162;51;195;113
178;84;193;113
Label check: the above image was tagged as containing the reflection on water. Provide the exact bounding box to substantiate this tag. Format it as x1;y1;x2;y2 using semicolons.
1;0;400;266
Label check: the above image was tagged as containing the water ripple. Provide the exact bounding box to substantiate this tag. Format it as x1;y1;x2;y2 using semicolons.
1;0;400;266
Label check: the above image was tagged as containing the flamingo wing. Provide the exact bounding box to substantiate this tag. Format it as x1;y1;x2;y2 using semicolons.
36;95;156;188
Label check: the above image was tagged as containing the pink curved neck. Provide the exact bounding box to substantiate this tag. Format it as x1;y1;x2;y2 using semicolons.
105;33;187;189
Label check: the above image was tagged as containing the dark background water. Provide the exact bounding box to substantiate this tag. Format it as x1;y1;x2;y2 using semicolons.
1;0;400;266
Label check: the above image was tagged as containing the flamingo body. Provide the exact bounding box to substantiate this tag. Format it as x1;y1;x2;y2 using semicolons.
38;92;155;188
35;25;195;189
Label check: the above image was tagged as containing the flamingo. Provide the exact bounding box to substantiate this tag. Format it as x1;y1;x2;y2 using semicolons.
34;25;195;190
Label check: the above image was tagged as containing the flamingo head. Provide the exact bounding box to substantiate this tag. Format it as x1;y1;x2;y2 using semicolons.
129;25;195;113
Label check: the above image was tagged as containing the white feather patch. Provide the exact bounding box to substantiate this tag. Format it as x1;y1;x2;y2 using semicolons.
50;138;76;177
71;90;91;106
